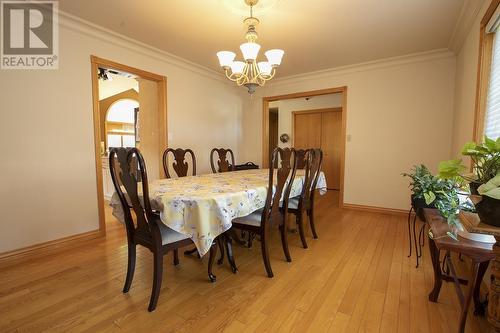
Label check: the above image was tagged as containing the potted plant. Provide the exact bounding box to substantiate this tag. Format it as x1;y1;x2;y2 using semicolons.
402;165;436;220
402;165;459;223
439;136;500;227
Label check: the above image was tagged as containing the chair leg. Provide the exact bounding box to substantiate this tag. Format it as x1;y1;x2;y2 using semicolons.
297;211;308;249
279;223;292;262
260;228;274;278
148;251;163;312
123;243;136;293
173;249;179;266
208;242;217;282
217;234;225;265
307;208;318;239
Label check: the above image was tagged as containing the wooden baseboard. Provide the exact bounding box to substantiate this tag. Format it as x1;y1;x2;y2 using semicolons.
0;229;104;262
343;203;409;216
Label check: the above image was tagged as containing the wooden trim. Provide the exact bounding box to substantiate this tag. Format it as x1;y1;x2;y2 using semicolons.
0;229;102;262
473;0;500;142
262;86;347;207
90;60;106;235
90;55;168;234
343;203;408;216
90;55;165;81
262;87;346;102
158;76;168;179
291;107;342;116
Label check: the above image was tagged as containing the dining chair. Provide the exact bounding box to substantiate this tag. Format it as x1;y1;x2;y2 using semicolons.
210;148;235;173
294;149;309;169
109;147;217;312
228;147;297;277
162;148;196;178
286;148;323;248
162;148;202;258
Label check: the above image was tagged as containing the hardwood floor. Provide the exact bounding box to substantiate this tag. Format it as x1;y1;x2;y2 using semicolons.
0;191;490;332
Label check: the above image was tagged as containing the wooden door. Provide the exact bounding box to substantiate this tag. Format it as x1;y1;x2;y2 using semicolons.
293;109;342;190
294;113;322;149
321;111;342;190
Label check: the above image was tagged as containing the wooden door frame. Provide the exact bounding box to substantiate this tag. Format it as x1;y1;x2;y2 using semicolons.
91;55;168;235
262;87;347;207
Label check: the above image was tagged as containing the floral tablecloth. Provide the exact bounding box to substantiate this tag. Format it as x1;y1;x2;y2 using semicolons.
110;169;327;256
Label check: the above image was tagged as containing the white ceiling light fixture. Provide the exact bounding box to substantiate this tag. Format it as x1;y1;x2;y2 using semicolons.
216;0;284;94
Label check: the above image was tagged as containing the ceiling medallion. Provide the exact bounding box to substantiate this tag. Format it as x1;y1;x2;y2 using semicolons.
216;0;284;94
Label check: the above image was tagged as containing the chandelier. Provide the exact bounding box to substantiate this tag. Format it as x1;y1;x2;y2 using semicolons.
216;0;284;94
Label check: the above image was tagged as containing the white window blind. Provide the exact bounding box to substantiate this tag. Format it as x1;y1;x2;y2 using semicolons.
485;28;500;139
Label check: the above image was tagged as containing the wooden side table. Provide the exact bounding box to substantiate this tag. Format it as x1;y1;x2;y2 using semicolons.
459;211;500;332
424;209;495;333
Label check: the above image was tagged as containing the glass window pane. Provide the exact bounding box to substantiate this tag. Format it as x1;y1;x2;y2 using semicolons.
122;135;135;148
106;99;138;124
107;134;122;148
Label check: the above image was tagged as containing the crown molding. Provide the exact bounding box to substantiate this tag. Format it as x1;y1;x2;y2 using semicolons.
448;0;487;53
268;49;455;87
57;10;231;85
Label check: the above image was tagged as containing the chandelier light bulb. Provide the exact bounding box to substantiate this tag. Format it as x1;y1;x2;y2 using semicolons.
265;49;284;66
240;42;261;61
258;61;272;76
216;51;236;68
230;61;246;75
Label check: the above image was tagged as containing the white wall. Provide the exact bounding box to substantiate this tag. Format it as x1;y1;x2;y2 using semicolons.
0;13;244;253
240;51;457;210
451;1;491;155
270;94;342;148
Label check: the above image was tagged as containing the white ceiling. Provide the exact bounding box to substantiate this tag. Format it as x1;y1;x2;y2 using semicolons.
98;73;138;100
60;0;466;77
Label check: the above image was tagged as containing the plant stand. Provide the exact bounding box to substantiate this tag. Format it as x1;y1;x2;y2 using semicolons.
407;204;427;268
459;211;500;332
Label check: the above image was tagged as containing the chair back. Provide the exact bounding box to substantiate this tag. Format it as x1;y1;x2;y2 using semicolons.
294;149;309;169
261;148;297;227
109;147;162;246
210;148;235;173
301;148;323;208
162;148;196;178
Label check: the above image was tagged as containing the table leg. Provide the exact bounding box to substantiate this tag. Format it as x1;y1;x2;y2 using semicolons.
184;247;201;258
474;261;489;316
429;237;442;302
459;261;480;333
224;231;238;273
488;236;500;332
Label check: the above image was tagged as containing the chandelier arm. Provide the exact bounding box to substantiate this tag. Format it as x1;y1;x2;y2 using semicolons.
225;69;240;82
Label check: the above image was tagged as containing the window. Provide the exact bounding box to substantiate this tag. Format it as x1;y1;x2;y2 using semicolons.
485;29;500;139
105;99;138;150
476;3;500;141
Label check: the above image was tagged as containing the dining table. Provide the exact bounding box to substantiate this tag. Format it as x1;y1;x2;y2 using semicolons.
110;168;327;256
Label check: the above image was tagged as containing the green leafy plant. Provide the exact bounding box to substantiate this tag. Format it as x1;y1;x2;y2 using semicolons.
439;136;500;184
403;165;461;229
478;173;500;199
438;136;500;228
402;164;436;203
